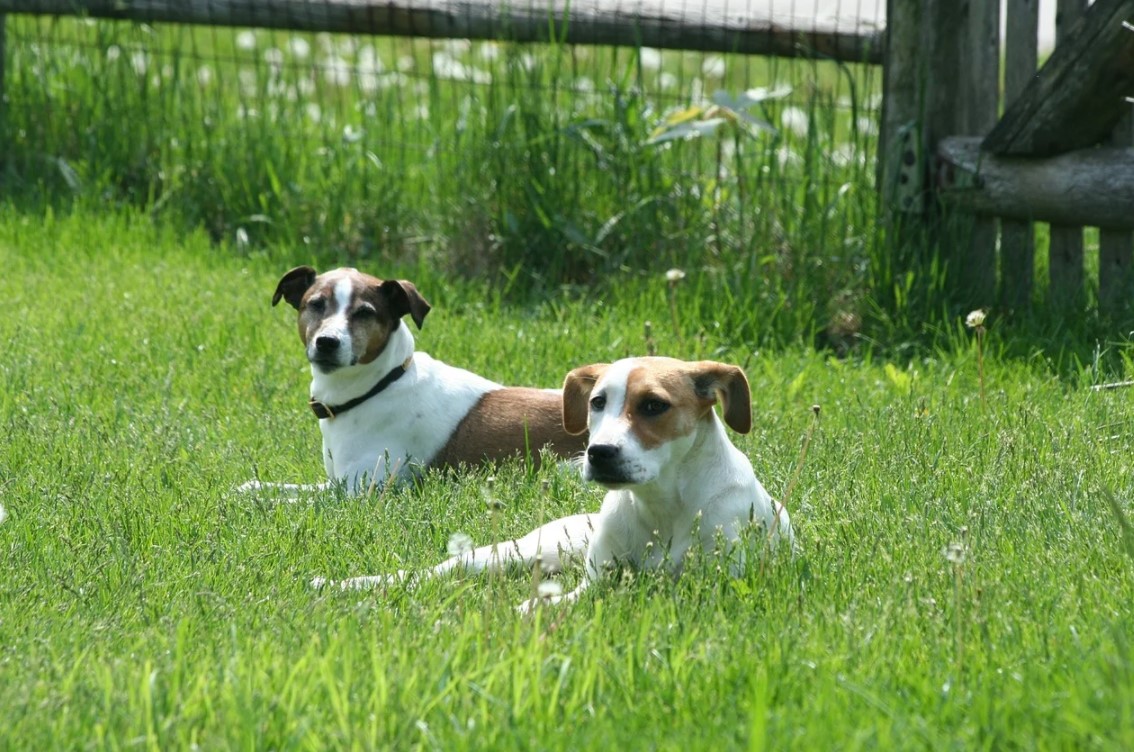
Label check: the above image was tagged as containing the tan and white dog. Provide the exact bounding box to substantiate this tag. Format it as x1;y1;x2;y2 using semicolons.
240;266;586;495
315;357;794;609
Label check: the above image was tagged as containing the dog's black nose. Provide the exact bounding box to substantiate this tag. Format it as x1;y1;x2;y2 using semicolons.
587;444;620;465
314;335;340;353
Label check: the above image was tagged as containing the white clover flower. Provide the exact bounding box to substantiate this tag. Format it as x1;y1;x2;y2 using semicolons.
965;309;987;328
0;503;7;525
665;268;686;283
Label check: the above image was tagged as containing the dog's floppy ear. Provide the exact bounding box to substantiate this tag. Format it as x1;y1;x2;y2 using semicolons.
272;266;317;309
562;363;608;435
691;361;752;434
381;279;432;330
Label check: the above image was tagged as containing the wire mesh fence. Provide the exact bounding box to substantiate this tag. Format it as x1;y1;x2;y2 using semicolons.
1;0;884;328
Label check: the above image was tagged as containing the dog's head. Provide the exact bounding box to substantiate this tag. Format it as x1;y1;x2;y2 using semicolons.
562;357;751;487
272;266;431;373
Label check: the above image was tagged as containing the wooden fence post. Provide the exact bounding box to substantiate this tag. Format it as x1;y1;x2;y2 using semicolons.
961;0;1000;309
1000;0;1039;313
1048;0;1088;308
1099;107;1134;314
924;0;999;309
879;0;924;218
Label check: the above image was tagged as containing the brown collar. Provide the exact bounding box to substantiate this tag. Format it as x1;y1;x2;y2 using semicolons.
309;357;413;420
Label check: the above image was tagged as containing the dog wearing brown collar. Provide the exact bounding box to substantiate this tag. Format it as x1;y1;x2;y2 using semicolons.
238;266;586;496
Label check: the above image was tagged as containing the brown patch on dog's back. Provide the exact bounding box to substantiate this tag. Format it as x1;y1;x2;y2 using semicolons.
431;388;588;469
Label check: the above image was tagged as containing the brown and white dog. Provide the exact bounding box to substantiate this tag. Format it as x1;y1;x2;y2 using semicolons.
239;266;586;495
314;357;794;610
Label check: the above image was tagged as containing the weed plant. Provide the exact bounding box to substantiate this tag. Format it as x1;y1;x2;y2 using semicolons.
2;16;882;345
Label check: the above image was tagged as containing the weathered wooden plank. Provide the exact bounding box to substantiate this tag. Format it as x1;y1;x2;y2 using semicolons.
937;136;1134;231
960;0;1000;308
923;0;967;153
920;0;1001;308
879;0;924;217
1099;107;1134;314
983;0;1134;156
1045;0;1089;308
999;0;1040;311
0;0;886;62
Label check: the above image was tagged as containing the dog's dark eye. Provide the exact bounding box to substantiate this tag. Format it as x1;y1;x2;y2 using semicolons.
305;298;326;314
352;305;376;319
639;398;670;417
590;394;607;411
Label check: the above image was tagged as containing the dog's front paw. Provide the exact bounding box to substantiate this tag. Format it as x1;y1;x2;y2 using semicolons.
234;479;265;495
517;593;564;615
311;573;406;592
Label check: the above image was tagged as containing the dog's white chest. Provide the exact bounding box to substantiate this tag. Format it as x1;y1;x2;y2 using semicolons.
317;354;500;489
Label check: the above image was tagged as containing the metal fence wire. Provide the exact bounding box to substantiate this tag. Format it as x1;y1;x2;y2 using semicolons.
0;1;884;290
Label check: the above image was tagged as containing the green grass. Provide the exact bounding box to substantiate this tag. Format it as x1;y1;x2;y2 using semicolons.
2;210;1133;749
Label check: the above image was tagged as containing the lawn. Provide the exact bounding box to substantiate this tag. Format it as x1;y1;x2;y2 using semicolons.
1;210;1132;749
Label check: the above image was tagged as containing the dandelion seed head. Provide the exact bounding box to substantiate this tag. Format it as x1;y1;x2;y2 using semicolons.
943;543;966;565
357;45;383;74
130;51;148;76
342;124;364;144
781;106;810;137
447;532;474;556
701;55;726;78
537;580;563;599
263;48;285;68
323;55;352;87
236;31;257;51
289;37;311;60
639;47;663;71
